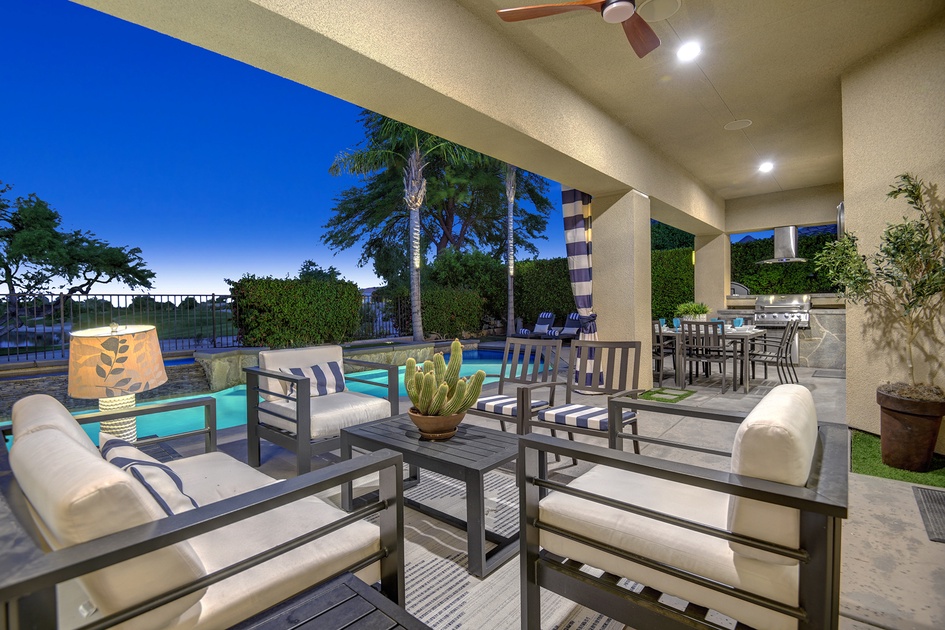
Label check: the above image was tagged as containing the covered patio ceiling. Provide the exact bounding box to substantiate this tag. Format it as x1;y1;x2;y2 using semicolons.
73;0;944;227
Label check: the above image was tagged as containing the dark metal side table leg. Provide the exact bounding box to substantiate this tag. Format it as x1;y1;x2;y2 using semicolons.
340;434;353;512
465;469;487;577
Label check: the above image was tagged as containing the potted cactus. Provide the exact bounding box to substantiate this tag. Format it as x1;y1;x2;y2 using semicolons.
405;339;486;440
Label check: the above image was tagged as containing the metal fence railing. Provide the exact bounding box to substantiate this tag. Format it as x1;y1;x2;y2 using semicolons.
0;294;239;364
0;293;409;365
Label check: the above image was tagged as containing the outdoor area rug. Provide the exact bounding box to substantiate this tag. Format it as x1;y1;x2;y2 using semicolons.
639;387;695;404
913;486;945;543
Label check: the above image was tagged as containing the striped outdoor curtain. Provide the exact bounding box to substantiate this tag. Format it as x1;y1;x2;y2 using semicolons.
562;187;597;341
563;187;600;389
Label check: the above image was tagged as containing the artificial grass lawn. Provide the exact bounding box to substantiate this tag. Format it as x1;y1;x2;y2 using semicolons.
639;387;695;404
850;429;945;488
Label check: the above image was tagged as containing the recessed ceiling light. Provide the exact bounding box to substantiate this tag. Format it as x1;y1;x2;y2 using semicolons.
724;119;752;131
759;161;774;173
677;41;701;62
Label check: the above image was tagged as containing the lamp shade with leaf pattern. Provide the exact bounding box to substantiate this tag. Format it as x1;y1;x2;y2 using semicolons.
68;324;167;441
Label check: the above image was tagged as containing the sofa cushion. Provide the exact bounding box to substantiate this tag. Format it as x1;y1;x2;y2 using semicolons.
278;361;346;397
184;494;381;628
12;393;99;455
166;451;282;505
10;426;206;628
258;345;344;401
539;464;798;630
258;390;391;438
100;433;199;516
727;384;818;565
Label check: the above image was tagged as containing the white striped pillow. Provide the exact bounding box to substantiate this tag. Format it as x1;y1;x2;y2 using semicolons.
278;361;346;397
100;433;199;516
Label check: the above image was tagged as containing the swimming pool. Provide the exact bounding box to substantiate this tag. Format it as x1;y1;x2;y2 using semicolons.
73;350;522;440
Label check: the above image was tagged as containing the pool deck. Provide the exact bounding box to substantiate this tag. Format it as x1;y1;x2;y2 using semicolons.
160;364;945;630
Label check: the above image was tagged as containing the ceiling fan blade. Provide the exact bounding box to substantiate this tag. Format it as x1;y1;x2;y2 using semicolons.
623;12;661;58
497;1;605;23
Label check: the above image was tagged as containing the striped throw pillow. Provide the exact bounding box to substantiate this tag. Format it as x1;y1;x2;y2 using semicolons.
278;361;346;397
100;433;199;516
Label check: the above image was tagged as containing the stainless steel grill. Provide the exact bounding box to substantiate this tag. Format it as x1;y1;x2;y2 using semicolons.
753;294;812;329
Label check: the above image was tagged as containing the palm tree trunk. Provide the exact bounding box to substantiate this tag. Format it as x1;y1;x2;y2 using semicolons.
404;150;426;341
505;164;517;335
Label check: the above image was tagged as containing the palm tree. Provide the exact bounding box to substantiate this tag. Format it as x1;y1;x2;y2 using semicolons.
330;112;476;341
505;164;517;333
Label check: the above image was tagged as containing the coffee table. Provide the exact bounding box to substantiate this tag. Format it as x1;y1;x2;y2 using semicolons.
340;415;520;578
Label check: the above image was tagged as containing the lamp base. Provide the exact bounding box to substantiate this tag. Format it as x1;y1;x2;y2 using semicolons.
99;394;137;442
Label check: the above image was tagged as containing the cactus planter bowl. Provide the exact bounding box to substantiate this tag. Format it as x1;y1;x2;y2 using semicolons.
404;339;486;441
406;409;467;441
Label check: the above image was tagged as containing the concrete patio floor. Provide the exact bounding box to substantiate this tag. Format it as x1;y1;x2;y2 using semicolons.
178;361;945;629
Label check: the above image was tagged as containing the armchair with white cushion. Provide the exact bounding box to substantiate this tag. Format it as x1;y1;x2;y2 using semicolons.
244;345;399;474
520;384;849;630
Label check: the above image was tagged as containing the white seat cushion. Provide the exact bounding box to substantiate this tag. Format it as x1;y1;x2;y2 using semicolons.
258;390;391;438
474;395;548;417
539;465;798;630
183;492;381;629
258;345;345;401
167;451;282;505
537;404;635;431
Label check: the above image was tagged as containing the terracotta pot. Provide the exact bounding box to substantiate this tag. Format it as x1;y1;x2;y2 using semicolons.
406;408;466;441
877;389;945;472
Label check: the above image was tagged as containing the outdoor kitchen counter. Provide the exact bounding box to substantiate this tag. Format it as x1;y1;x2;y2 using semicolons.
718;305;846;370
724;293;845;309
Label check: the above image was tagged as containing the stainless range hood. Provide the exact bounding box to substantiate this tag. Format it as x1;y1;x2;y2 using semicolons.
757;226;807;264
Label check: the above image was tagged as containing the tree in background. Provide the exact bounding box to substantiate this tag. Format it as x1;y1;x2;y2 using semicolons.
325;111;552;335
329;112;481;341
505;164;516;330
0;181;155;330
298;260;344;282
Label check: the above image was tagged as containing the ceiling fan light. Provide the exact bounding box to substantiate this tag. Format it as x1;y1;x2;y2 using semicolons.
602;0;636;24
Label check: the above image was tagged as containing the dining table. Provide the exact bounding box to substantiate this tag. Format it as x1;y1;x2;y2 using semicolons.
659;324;768;393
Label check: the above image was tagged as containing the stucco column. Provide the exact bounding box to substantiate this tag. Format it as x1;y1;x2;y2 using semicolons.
594;190;653;389
694;233;730;316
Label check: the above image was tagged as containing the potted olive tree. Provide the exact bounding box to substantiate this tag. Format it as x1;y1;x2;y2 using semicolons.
814;173;945;471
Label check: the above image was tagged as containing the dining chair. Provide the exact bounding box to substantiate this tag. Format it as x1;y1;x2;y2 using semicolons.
750;319;800;384
680;321;736;393
651;320;675;387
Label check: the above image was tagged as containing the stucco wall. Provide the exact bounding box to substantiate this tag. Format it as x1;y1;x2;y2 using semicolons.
725;184;843;234
841;16;945;451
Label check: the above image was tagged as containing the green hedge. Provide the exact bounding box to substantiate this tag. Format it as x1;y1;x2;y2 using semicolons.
229;276;361;348
731;233;839;294
421;287;485;338
425;250;507;321
652;248;694;320
514;258;576;328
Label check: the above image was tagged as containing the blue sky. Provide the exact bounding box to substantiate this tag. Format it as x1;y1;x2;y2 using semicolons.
1;0;564;295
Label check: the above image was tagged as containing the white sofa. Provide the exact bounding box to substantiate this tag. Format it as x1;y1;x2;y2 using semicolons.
2;394;404;629
520;384;849;630
245;345;399;474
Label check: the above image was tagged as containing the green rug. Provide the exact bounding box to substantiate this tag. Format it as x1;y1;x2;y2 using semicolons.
639;387;695;404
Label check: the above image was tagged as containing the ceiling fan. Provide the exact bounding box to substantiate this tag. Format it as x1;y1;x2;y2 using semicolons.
496;0;661;58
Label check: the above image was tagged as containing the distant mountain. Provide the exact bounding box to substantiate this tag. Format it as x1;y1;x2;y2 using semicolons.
737;235;757;243
799;224;838;237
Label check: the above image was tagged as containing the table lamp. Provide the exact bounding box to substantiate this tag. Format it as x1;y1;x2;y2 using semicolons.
68;323;167;442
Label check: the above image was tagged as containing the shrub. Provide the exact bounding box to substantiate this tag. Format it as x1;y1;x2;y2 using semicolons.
421;287;484;338
651;247;694;320
228;275;361;348
514;258;575;327
731;232;839;294
425;250;507;321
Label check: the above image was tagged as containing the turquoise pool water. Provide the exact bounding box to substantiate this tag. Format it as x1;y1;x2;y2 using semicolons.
72;350;515;440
